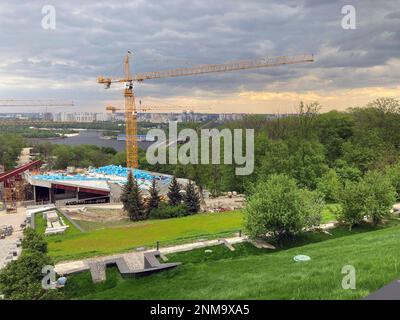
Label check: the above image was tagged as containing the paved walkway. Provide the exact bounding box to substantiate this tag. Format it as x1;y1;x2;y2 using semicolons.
54;221;338;276
55;236;248;276
0;209;26;240
55;251;145;276
0;210;25;270
0;239;20;269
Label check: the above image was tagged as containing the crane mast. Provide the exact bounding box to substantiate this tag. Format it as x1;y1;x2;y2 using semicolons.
123;54;138;168
98;53;314;169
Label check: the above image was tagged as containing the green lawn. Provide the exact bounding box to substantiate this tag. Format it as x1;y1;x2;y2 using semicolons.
44;205;339;263
47;210;244;262
64;220;400;300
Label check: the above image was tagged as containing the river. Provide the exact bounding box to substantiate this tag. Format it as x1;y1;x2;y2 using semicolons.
28;130;153;151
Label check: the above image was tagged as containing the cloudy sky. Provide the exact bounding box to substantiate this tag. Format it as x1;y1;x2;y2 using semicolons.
0;0;399;113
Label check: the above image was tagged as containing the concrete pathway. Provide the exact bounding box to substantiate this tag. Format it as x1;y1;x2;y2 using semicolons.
0;209;26;240
55;251;145;276
0;210;25;270
54;221;338;276
158;236;247;255
55;236;247;276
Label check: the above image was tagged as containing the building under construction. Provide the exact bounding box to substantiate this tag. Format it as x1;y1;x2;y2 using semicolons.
26;165;189;206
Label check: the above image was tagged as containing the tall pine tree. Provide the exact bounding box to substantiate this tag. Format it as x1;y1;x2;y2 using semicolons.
168;176;182;206
121;171;134;212
147;177;160;215
121;171;146;221
129;176;146;221
184;181;201;214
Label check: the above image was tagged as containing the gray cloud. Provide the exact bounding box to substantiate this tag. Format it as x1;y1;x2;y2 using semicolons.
0;0;399;110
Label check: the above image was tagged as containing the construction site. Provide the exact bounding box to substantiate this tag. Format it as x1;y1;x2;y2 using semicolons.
0;53;313;214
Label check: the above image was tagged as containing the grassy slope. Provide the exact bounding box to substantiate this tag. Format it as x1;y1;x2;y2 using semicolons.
46;205;339;263
65;221;400;300
48;210;243;262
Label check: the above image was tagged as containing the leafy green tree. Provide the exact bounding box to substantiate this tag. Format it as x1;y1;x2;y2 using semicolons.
21;228;48;254
337;180;368;230
366;97;400;114
337;172;396;228
168;176;182;206
334;159;362;183
316;111;354;163
316;169;341;203
244;174;323;240
147;178;160;215
0;228;63;300
385;163;400;200
0;134;25;169
363;172;396;226
289;140;329;189
183;181;201;214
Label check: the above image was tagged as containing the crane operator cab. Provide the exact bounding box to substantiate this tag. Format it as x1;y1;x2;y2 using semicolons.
124;82;133;90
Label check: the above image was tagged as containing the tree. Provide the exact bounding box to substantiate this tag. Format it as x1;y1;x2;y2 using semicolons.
21;228;47;254
183;181;201;214
120;171;134;212
168;176;182;206
337;180;368;230
120;171;146;221
288;140;329;189
316;111;354;163
0;228;63;300
334;159;362;183
316;169;341;203
128;176;146;221
147;178;160;215
385;162;400;200
363;172;396;226
337;172;396;229
244;174;323;241
366;97;400;114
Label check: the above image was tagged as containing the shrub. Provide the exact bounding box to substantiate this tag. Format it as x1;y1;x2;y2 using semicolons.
337;172;396;229
21;228;48;254
244;174;323;241
316;169;341;202
385;163;400;200
336;180;366;229
0;229;63;300
149;203;189;220
363;172;396;226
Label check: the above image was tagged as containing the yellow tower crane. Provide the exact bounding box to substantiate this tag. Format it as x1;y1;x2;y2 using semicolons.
97;53;314;169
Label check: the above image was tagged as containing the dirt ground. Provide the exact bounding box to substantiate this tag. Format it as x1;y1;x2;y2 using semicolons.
202;194;245;212
63;194;246;223
64;207;126;222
